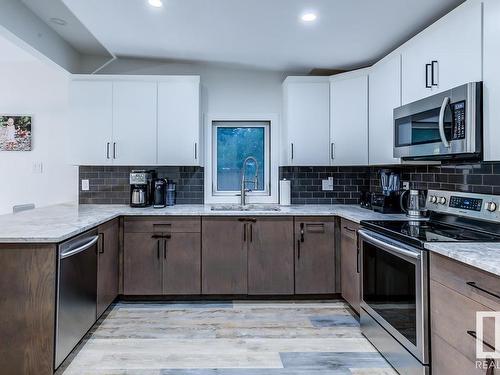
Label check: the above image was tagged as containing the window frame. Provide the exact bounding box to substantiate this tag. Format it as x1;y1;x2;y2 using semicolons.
204;114;279;204
212;121;270;196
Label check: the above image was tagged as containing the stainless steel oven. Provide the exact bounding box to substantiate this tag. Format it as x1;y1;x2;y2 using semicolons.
358;229;429;375
393;82;482;160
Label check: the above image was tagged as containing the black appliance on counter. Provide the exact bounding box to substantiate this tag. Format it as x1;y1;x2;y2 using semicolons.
153;178;167;208
371;191;403;214
358;189;500;375
129;170;156;207
359;190;373;210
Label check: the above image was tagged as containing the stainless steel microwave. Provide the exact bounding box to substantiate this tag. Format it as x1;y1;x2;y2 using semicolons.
393;82;482;160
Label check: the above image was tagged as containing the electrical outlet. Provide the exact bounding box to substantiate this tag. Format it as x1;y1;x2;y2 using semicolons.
402;181;410;190
81;179;90;191
322;177;334;191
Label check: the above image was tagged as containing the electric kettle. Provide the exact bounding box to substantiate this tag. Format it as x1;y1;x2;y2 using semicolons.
400;189;427;218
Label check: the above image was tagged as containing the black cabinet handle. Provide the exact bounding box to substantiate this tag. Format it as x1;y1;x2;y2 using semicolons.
106;142;110;159
467;330;496;352
113;142;116;159
356;247;360;274
297;239;301;259
250;224;253;242
343;226;356;232
243;223;247;242
291;143;294;160
157;239;160;259
151;234;171;239
98;233;105;254
163;239;167;259
431;60;438;86
194;142;198;160
300;223;305;242
467;281;500;301
425;63;432;88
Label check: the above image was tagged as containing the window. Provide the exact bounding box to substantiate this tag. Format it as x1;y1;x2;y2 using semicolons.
213;121;270;195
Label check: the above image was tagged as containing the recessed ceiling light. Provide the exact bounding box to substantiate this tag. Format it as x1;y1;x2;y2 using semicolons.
148;0;163;7
49;17;67;26
301;13;317;22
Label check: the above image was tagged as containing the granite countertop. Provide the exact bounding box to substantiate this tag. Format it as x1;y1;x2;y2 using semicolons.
0;203;404;243
424;242;500;278
1;203;498;277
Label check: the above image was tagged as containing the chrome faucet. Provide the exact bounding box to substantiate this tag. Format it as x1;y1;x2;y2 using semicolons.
240;156;259;206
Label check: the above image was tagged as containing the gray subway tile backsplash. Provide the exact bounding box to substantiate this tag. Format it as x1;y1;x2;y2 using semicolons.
80;161;500;206
79;166;204;205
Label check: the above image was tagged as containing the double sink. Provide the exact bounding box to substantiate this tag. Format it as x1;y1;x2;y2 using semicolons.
211;204;281;212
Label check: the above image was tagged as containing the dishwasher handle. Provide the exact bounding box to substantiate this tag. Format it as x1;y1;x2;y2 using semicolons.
60;235;99;259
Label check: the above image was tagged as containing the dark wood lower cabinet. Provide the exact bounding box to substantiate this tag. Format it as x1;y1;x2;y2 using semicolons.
123;217;202;296
340;218;360;313
163;233;201;295
202;217;248;294
294;217;336;294
0;244;57;375
247;217;294;295
97;218;120;317
123;232;163;295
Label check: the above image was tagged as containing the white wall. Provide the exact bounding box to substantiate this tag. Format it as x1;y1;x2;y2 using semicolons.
0;35;77;215
98;58;285;116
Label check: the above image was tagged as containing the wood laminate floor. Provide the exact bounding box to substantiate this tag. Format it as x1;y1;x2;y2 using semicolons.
57;301;397;375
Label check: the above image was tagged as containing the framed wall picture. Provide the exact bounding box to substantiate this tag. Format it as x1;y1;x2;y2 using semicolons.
0;115;32;151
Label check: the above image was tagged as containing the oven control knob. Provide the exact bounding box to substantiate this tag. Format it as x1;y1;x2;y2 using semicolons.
438;197;447;205
429;196;437;204
486;202;497;212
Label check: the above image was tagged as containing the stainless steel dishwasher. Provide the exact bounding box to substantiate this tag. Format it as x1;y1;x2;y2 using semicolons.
55;229;99;369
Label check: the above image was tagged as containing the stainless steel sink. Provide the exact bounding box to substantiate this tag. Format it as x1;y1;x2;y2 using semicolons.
210;204;281;212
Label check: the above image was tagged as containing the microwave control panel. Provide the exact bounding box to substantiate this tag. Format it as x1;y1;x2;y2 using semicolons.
451;101;466;140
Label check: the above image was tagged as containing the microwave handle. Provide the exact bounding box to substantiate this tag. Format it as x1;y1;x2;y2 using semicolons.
438;96;451;148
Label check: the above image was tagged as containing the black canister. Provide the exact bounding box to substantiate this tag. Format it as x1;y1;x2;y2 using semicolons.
166;180;176;206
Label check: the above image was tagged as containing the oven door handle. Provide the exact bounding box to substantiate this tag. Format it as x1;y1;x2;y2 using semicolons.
438;96;451;148
358;230;421;260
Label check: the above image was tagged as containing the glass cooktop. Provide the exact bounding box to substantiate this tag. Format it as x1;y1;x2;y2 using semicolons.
362;219;500;248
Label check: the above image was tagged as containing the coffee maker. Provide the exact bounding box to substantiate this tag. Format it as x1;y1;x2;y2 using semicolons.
129;170;156;207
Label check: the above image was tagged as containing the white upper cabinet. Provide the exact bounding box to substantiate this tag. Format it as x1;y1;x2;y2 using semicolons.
369;54;402;165
330;71;369;166
68;76;201;166
282;77;330;166
157;78;201;166
483;0;500;161
69;81;113;165
112;81;157;166
401;0;482;105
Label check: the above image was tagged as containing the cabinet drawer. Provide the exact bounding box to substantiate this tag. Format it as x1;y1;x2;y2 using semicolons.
340;218;359;241
430;253;500;311
432;333;485;375
124;217;200;233
431;279;496;364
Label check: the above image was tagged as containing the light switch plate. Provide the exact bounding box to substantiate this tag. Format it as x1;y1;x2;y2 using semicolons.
81;179;90;191
322;177;334;191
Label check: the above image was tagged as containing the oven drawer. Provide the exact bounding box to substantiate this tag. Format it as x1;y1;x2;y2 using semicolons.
430;279;496;364
432;333;485;375
430;253;500;311
124;217;201;233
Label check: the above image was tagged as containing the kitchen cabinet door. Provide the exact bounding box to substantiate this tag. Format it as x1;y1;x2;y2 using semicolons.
123;233;163;295
340;219;360;314
282;77;331;166
69;80;113;165
163;233;201;295
295;217;335;294
401;0;482;105
483;0;500;161
247;217;294;295
369;55;402;165
202;217;247;294
330;73;368;165
97;219;119;317
112;81;157;165
157;78;201;166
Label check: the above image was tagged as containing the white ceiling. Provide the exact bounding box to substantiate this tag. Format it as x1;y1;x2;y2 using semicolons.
62;0;464;72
